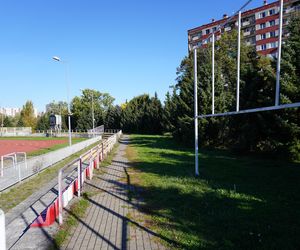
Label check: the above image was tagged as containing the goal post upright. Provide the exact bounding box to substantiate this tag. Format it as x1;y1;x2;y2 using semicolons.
192;0;300;177
194;48;199;177
275;0;284;106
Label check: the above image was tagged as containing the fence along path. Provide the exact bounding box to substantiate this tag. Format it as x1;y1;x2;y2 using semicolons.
0;135;101;191
4;132;120;250
63;136;166;250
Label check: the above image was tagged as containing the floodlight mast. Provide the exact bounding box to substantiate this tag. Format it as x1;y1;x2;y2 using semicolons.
52;56;72;146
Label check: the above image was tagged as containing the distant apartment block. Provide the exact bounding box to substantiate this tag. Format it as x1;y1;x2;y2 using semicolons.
0;107;38;117
188;0;300;57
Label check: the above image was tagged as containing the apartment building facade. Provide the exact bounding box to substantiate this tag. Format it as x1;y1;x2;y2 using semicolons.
0;107;38;117
188;0;300;57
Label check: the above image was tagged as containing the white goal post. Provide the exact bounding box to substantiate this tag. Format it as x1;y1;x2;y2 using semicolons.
193;0;300;176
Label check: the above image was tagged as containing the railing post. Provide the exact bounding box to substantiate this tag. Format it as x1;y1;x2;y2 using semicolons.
24;152;28;169
0;209;5;250
78;158;81;197
1;156;3;177
58;169;63;225
18;161;21;182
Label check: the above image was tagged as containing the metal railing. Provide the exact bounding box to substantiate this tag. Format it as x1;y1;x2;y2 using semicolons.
56;131;121;225
0;131;122;245
0;136;102;191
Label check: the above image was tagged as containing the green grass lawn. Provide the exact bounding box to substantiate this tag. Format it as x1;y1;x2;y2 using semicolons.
126;134;300;250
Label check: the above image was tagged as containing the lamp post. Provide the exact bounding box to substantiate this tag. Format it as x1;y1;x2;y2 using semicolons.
52;56;72;146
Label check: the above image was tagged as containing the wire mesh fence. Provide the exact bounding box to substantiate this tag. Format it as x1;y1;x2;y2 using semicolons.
0;135;102;191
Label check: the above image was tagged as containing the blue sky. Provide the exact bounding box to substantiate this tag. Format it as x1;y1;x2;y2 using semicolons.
0;0;264;112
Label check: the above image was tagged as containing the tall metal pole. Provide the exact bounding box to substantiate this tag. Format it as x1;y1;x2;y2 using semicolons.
212;34;215;114
237;11;241;112
194;48;199;176
65;63;72;146
275;0;284;106
53;56;72;146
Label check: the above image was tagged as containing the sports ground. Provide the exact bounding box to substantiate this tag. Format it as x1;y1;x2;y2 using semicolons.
0;137;76;157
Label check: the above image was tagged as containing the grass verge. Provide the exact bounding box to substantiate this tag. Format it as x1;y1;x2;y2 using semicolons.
99;142;120;167
0;140;100;212
52;195;90;248
126;134;300;250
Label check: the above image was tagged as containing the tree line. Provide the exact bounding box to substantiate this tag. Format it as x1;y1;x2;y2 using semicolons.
2;15;299;160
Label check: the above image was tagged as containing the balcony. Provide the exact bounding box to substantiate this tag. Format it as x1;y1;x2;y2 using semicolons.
225;26;232;32
243;31;251;36
242;21;250;27
285;7;294;14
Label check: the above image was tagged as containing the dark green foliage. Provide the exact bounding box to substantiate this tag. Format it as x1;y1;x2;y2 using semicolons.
163;16;300;160
71;89;114;131
120;94;163;134
36;113;50;131
3;116;13;127
104;105;122;129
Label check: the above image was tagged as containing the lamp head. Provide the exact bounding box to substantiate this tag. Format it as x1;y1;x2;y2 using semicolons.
52;56;61;62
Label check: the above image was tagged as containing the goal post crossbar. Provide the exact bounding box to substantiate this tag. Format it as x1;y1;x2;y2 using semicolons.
193;0;298;177
197;102;300;119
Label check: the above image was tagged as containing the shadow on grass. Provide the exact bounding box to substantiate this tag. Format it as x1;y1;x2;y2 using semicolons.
122;135;300;250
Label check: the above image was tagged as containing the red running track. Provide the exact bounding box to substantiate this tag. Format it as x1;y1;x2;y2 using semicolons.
0;139;67;156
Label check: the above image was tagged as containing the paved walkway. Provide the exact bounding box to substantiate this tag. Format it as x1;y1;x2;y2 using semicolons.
63;136;167;250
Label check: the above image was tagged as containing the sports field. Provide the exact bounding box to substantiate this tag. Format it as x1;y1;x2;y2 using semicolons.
0;137;86;157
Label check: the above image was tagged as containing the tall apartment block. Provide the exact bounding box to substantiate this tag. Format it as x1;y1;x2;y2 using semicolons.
188;0;300;57
0;107;38;117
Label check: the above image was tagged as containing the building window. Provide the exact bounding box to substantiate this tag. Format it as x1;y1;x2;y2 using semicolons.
269;9;275;15
206;29;210;35
261;33;267;40
270;42;277;48
260;23;266;29
269;20;276;26
270;31;276;37
259;12;266;18
212;27;217;32
261;44;267;50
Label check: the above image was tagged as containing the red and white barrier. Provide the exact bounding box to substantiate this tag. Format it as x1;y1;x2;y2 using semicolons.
30;131;122;227
0;209;5;249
